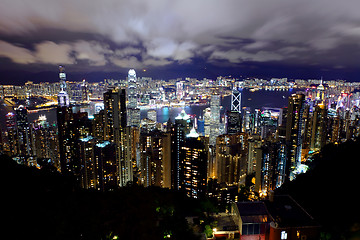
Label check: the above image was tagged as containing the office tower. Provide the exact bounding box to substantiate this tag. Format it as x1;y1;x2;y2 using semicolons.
242;107;251;133
210;93;221;146
103;88;132;187
260;109;278;139
127;69;140;127
286;93;305;178
203;107;211;137
57;66;70;107
147;109;157;123
310;104;327;151
171;110;191;190
247;135;261;177
176;81;184;100
81;79;89;102
226;110;242;134
231;86;241;113
127;69;137;108
179;128;208;199
15;105;32;165
250;109;262;134
94;141;118;191
215;133;248;186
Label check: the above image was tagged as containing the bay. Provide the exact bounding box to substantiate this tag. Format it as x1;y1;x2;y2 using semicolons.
0;88;295;128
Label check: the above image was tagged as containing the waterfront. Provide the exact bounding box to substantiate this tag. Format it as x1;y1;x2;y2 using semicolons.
0;88;295;128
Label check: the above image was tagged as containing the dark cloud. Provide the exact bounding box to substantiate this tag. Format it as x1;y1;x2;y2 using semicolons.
0;0;360;82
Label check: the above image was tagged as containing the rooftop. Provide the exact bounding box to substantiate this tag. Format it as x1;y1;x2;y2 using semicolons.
265;195;319;228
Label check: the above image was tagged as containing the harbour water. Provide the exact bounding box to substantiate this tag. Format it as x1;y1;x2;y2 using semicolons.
0;88;295;128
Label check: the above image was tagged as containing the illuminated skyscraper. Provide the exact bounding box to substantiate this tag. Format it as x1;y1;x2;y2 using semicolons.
226;110;242;134
57;66;70;107
310;103;327;151
286;93;305;177
127;69;140;127
215;133;248;185
210;93;221;146
15;105;33;165
176;81;184;100
57;109;91;180
231;86;241;113
104;88;132;187
127;69;137;109
6;112;17;156
32;115;59;168
179;128;208;199
94;141;118;191
140;130;171;188
171;110;191;190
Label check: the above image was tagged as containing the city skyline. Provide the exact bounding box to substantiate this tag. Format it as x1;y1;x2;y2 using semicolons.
1;0;360;84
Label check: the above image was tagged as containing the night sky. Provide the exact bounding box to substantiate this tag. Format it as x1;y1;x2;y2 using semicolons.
1;0;360;84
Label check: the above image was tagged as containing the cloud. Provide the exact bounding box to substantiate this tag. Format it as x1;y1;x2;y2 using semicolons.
72;41;111;66
35;41;75;64
0;40;35;64
0;0;360;71
209;49;284;63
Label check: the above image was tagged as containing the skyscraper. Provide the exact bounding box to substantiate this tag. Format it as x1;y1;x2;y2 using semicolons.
179;128;208;199
310;103;327;151
127;69;140;127
171;110;191;190
94;141;118;191
226;110;242;134
6;112;17;156
215;133;248;185
286;93;305;178
231;86;241;113
210;93;221;146
127;69;137;109
57;66;70;107
103;88;132;187
15;105;32;165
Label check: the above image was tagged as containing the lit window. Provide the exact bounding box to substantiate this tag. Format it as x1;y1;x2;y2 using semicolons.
281;231;287;239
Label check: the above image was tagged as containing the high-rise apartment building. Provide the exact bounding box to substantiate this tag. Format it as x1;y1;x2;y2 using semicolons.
171;110;191;190
310;103;327;151
103;88;132;187
179;128;208;199
286;93;305;178
140;130;171;188
15;105;33;165
215;133;248;185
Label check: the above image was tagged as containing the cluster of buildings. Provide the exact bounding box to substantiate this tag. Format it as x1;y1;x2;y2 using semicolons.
1;67;360;202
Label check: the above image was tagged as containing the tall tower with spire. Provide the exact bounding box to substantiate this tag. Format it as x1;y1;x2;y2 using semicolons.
127;69;137;109
231;85;241;113
127;69;140;127
57;66;70;107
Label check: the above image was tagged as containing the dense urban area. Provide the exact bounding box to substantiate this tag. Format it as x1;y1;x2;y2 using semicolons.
2;67;360;240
